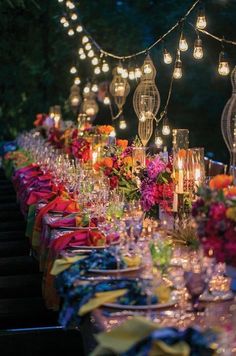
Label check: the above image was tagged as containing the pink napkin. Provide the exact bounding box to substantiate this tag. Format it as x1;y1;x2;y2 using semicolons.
49;214;77;228
50;230;89;253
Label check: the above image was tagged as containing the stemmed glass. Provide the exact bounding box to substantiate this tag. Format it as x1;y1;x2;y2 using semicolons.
184;251;207;313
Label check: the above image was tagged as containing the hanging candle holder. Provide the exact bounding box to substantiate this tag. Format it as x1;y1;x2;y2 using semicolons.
109;67;130;117
133;54;160;146
69;84;81;113
221;66;236;181
82;92;99;119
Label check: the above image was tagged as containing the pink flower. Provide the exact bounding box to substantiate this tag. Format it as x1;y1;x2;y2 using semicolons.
147;156;166;180
209;202;226;221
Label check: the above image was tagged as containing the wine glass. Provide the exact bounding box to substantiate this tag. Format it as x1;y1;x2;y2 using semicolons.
184;255;207;313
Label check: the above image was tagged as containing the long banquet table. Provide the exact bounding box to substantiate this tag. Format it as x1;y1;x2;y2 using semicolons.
3;150;236;355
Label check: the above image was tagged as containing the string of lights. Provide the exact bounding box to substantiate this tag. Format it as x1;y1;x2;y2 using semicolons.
57;0;236;147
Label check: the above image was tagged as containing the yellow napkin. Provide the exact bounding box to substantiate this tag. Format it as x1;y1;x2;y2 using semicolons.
91;317;190;356
123;255;141;268
155;283;171;304
50;255;86;276
79;289;127;316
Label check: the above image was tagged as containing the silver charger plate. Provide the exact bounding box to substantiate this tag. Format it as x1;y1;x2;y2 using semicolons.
88;266;141;274
103;300;176;310
199;291;234;302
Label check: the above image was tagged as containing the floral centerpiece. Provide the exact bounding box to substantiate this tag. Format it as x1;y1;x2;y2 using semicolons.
94;140;139;198
192;174;236;267
138;155;174;218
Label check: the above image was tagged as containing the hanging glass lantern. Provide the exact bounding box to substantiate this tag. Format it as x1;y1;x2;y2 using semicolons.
133;55;160;146
109;67;130;112
82;92;99;118
221;66;236;180
69;84;81;110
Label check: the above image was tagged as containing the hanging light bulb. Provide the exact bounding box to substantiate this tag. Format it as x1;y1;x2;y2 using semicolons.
85;43;92;51
94;66;101;75
71;13;78;20
76;25;83;33
121;68;128;79
117;63;123;75
78;48;84;55
218;51;230;76
88;50;95;58
179;33;188;52
196;6;207;30
91;57;99;65
66;1;75;9
143;63;152;74
193;37;203;59
58;0;64;3
82;35;89;44
135;67;142;79
155;133;163;147
173;51;182;79
83;85;90;94
161;113;171;136
74;77;81;85
79;53;86;60
68;29;75;36
163;48;172;64
104;96;110;105
60;17;66;24
70;66;77;74
91;83;98;92
128;69;135;80
63;21;69;28
119;119;127;129
102;62;109;73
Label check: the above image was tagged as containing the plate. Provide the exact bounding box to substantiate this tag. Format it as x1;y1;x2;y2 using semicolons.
89;266;141;274
199;291;234;302
103;300;176;310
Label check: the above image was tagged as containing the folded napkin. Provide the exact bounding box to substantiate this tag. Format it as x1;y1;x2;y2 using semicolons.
123;255;141;268
91;317;216;356
79;289;127;316
51;255;86;275
49;214;77;228
49;230;89;254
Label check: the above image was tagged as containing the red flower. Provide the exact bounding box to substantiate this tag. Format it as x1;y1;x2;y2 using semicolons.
109;176;119;189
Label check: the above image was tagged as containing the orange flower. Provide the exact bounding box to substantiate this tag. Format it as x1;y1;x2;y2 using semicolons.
97;125;114;135
116;139;128;151
93;162;101;171
103;157;113;168
224;186;236;197
209;174;233;190
123;156;132;166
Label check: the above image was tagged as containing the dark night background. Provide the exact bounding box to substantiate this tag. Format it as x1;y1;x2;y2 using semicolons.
0;0;236;163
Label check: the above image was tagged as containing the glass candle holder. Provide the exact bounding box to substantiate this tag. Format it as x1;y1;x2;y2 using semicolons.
132;147;146;173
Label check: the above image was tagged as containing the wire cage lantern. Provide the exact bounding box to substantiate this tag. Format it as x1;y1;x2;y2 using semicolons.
109;67;130;112
133;54;160;123
221;65;236;178
82;92;99;118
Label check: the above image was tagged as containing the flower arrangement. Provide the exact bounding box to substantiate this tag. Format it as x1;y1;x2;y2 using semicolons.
138;155;174;218
192;174;236;266
94;142;139;198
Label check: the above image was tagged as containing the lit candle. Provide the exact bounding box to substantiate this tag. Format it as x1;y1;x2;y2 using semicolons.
178;158;184;193
54;114;60;129
92;151;98;165
173;192;178;212
194;167;201;188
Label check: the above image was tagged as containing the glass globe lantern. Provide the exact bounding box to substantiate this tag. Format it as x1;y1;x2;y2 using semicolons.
82;92;99;118
109;67;130;112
